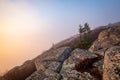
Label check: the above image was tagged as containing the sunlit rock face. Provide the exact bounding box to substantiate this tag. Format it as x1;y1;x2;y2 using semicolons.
103;46;120;80
89;26;120;57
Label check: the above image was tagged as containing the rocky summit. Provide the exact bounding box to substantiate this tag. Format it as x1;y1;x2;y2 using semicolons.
1;22;120;80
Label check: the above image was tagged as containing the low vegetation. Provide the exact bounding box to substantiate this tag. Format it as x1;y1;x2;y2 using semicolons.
73;23;91;49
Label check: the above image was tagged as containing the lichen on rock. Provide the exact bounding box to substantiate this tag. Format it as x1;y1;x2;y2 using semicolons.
103;46;120;80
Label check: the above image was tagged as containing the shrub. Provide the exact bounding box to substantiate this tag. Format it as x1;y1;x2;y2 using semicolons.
72;23;91;50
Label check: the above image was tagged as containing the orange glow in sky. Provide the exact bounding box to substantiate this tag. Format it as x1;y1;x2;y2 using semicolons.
0;1;50;74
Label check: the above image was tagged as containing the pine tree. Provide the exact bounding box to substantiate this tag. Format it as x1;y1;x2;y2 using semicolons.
73;23;91;50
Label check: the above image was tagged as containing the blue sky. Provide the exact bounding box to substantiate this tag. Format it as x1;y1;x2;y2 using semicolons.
29;0;120;26
28;0;120;37
0;0;120;74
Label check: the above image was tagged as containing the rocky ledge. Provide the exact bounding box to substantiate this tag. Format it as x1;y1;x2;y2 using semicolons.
1;22;120;80
26;25;120;80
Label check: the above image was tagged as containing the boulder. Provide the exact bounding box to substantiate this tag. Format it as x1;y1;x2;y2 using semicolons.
35;47;72;71
103;46;120;80
2;60;36;80
89;26;120;57
60;48;98;79
26;47;72;80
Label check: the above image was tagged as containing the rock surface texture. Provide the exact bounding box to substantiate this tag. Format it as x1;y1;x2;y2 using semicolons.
103;46;120;80
26;48;99;80
60;48;98;80
89;26;120;57
26;47;72;80
1;22;120;80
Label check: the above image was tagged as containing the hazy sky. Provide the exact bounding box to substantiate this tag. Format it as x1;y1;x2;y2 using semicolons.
0;0;120;74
